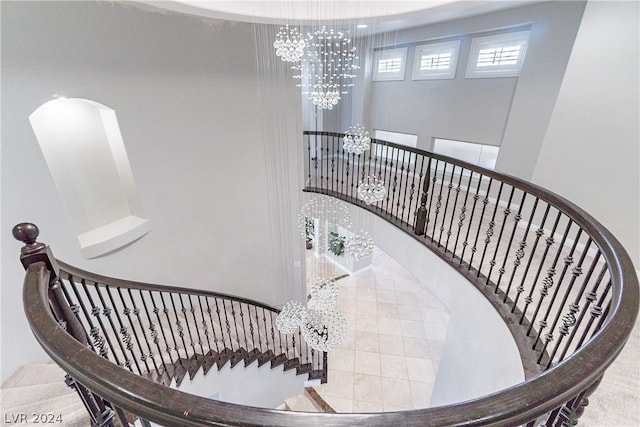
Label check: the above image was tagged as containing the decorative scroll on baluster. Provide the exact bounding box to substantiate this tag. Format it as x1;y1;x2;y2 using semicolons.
414;158;432;235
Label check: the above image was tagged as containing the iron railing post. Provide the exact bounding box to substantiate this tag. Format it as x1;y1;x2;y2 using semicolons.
414;158;432;235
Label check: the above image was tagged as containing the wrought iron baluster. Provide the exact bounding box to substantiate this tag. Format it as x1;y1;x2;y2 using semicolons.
512;204;551;309
137;290;165;378
468;177;494;271
147;291;177;369
444;166;465;253
196;295;214;353
76;280;112;361
117;288;152;373
186;294;206;355
452;169;474;257
105;286;142;374
557;249;602;362
527;219;574;337
66;276;99;354
93;285;128;369
534;226;581;358
127;289;160;375
486;187;516;285
542;234;590;367
520;209;563;323
494;191;528;294
503;197;539;301
574;265;609;349
459;172;484;264
203;296;221;353
167;293;190;358
477;181;504;276
213;297;228;350
158;292;184;361
437;163;458;247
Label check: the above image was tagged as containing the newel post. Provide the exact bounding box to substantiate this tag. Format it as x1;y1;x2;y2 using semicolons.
414;158;432;235
13;223;88;345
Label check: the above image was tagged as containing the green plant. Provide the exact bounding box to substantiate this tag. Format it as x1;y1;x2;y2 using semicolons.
328;231;345;256
305;217;315;243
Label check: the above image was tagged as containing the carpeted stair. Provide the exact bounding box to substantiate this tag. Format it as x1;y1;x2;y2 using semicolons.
1;363;89;427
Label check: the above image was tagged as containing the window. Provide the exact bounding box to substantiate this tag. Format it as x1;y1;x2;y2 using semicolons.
372;47;408;81
373;129;418;166
466;31;530;78
433;138;499;170
412;40;461;80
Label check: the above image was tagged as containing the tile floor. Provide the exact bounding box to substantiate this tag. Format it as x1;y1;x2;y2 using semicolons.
306;248;451;413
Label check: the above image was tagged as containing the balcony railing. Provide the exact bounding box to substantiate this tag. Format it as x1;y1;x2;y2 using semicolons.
12;130;638;426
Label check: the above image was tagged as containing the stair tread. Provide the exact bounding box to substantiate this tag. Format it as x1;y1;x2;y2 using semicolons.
2;393;84;418
284;394;321;412
2;364;66;388
1;381;72;408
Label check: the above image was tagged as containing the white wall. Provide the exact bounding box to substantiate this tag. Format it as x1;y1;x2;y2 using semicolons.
1;2;304;381
532;0;640;269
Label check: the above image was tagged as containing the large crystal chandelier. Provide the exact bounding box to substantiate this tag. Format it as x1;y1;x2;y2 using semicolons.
275;300;307;334
358;175;386;205
343;124;371;155
292;27;359;110
345;230;374;260
273;25;305;62
310;278;339;307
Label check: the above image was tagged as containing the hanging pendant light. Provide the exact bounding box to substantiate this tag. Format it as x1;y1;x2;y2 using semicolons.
343;124;371;155
273;25;305;62
358;175;386;205
292;26;359;110
345;230;374;260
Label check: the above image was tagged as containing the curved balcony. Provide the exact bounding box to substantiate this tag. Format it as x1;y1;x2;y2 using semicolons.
13;131;638;426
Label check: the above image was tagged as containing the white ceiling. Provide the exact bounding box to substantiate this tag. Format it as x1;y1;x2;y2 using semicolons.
137;1;540;30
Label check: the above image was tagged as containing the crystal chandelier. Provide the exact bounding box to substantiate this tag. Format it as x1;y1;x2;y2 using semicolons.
299;195;352;250
343;124;371;155
275;300;307;334
292;26;359;110
310;278;338;307
345;230;374;260
300;307;347;352
273;25;305;62
358;175;386;205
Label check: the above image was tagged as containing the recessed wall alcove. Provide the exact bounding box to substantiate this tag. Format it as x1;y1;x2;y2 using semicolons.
29;98;150;258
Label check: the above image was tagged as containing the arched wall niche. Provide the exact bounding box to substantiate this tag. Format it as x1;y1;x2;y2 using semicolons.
29;98;151;258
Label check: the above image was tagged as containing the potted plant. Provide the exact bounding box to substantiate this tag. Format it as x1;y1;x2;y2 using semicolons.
305;217;315;249
328;231;345;256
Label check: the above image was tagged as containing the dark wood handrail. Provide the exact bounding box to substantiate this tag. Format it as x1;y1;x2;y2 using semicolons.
58;260;283;314
15;131;639;425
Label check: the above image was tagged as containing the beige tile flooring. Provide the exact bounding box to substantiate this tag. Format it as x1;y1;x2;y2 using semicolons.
306;248;451;413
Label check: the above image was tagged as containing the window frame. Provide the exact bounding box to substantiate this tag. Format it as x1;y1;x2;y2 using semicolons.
372;47;408;82
412;40;461;80
466;31;530;78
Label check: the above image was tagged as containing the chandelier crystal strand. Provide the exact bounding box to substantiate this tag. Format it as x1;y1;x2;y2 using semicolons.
345;230;374;260
292;26;359;110
300;308;348;351
358;175;386;205
273;25;305;62
275;300;308;334
310;277;339;307
343;124;371;155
